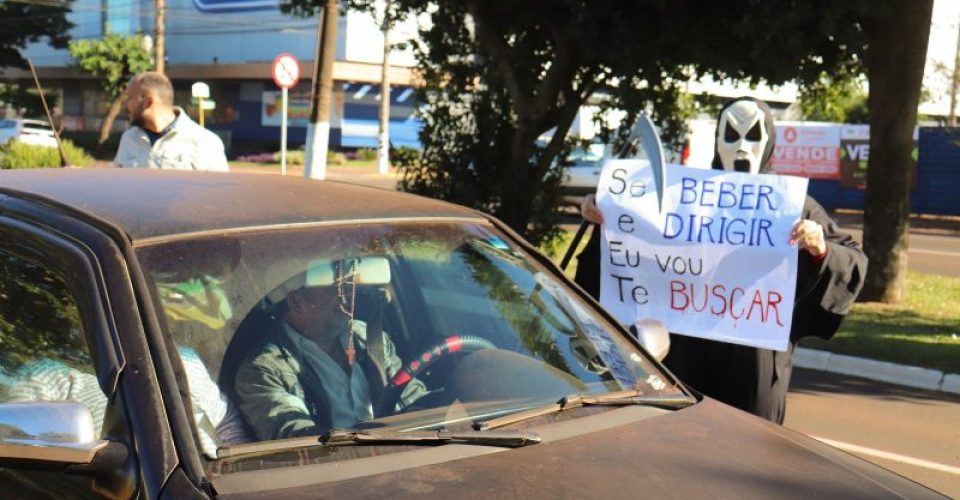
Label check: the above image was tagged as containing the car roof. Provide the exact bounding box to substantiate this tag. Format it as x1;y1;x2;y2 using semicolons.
0;168;484;243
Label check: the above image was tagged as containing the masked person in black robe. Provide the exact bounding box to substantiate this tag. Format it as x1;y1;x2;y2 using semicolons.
574;97;867;424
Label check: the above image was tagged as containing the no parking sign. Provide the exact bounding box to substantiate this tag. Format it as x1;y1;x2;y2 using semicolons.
272;53;300;90
272;53;300;175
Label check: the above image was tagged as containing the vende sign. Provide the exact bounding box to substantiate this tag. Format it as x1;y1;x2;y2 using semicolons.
595;160;808;352
769;123;841;180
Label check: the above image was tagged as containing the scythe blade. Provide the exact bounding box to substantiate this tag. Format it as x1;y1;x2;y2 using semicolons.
630;114;667;213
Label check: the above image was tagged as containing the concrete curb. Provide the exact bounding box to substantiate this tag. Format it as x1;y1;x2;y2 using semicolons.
795;348;960;395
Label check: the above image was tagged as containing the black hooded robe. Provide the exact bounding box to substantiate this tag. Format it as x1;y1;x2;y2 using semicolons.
574;195;867;424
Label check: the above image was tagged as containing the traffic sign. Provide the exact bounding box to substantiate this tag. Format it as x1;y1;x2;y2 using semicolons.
272;53;301;90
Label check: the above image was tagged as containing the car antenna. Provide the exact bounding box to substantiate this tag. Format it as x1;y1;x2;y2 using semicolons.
26;57;71;168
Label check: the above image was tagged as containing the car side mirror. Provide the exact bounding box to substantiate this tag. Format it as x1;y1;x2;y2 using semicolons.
629;319;670;362
0;401;127;470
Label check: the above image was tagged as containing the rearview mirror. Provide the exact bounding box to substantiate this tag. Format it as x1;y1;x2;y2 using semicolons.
629;319;670;362
268;256;392;303
306;257;391;287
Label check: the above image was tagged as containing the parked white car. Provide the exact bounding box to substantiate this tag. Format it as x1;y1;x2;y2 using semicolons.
0;118;58;148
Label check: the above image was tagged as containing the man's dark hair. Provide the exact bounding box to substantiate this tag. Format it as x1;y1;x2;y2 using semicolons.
136;71;174;107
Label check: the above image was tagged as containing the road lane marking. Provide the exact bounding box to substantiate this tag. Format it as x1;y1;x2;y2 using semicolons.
813;436;960;476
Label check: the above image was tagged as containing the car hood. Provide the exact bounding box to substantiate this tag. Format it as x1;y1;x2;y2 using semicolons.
215;399;942;498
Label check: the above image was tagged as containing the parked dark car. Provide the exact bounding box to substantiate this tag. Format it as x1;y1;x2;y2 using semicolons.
0;169;942;498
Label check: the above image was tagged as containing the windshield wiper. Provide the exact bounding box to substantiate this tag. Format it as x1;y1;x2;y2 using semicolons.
319;428;541;448
474;389;696;431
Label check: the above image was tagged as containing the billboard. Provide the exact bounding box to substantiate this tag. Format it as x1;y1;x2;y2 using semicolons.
769;123;841;180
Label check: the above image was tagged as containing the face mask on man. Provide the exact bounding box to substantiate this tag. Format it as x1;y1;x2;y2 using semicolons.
715;100;770;175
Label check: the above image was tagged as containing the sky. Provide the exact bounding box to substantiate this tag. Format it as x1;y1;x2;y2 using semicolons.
922;0;960;115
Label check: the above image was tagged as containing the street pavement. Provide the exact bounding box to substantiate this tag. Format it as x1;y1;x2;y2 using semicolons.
840;228;960;278
787;368;960;497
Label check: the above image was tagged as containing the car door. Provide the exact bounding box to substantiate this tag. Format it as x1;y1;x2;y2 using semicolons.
0;218;134;498
0;196;216;499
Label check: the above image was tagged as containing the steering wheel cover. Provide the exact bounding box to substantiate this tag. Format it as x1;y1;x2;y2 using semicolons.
375;335;496;416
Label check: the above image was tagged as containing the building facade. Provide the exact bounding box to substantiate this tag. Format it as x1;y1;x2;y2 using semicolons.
14;0;423;155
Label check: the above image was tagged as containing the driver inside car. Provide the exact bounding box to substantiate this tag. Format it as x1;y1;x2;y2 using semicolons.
234;258;427;441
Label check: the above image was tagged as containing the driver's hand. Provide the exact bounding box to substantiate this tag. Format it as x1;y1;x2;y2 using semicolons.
581;194;603;225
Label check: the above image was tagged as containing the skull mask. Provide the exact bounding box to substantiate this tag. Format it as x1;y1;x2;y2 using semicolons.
712;98;775;174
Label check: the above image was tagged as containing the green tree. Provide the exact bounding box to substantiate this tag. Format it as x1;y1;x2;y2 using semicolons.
69;34;152;154
860;0;935;303
797;68;869;123
0;0;73;120
0;1;72;68
280;0;863;244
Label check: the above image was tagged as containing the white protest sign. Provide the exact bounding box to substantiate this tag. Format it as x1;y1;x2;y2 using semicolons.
596;160;808;352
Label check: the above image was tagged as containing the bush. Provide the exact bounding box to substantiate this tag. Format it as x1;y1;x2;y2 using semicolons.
271;149;304;165
391;146;420;168
357;148;378;161
327;151;348;165
0;139;95;169
236;152;275;163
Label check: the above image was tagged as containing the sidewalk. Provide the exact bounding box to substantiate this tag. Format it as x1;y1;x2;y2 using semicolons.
795;348;960;396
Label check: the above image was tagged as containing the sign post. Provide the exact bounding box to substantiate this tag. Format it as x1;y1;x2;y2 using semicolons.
272;53;301;176
191;82;210;127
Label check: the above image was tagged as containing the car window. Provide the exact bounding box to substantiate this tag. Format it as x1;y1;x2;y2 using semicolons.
568;143;606;163
0;249;103;435
137;221;681;458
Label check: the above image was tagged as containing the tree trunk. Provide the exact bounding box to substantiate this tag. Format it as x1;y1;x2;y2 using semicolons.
97;94;124;157
860;0;934;303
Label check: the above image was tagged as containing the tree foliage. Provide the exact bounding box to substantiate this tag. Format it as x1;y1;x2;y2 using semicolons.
282;0;870;244
797;67;869;123
69;35;153;97
69;35;152;153
0;252;89;379
0;0;72;68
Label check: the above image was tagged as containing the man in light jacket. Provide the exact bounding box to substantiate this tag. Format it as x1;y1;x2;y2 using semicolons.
114;71;229;171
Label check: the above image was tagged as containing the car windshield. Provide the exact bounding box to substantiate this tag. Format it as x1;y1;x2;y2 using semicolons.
136;221;681;457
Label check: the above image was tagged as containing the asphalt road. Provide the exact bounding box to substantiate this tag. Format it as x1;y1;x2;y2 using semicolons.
838;228;960;278
786;368;960;497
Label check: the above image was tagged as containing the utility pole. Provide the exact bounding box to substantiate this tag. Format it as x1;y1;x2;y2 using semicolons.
377;0;393;176
304;0;338;180
155;0;165;74
949;14;960;127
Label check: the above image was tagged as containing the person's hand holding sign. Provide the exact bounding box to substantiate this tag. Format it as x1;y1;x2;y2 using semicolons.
580;194;603;225
791;219;827;259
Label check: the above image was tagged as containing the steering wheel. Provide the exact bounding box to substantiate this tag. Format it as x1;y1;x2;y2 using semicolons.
374;335;496;417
